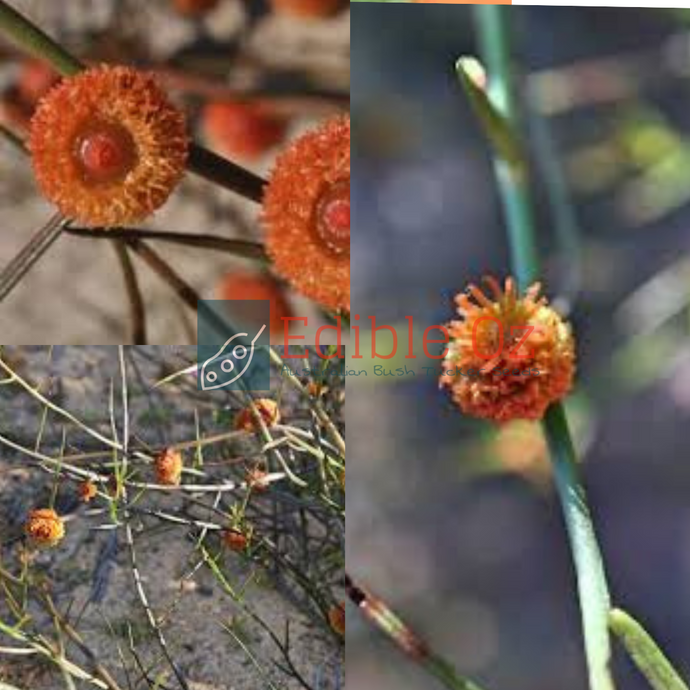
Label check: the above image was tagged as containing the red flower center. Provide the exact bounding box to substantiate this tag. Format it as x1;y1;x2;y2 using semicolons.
315;179;350;256
74;120;138;184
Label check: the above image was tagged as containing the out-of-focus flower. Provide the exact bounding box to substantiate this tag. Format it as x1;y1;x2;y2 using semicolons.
215;270;292;343
269;0;345;18
202;101;287;162
29;65;188;226
25;508;64;548
18;59;60;107
328;602;345;636
78;480;98;503
155;447;184;486
234;398;280;432
441;276;575;422
262;115;349;313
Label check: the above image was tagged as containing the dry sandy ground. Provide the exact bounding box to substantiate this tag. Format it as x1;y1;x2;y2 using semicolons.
0;346;344;689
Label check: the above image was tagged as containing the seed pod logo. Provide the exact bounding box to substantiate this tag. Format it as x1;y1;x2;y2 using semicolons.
200;326;266;391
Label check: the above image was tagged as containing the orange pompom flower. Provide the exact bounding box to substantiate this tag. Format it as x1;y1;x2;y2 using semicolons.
269;0;345;19
25;508;65;548
29;65;188;227
440;276;575;423
234;398;281;432
216;270;292;343
328;602;345;636
202;101;287;162
223;529;248;552
262;115;349;313
155;447;184;486
78;480;98;503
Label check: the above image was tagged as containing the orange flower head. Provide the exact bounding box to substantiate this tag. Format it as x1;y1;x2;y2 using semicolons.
223;529;248;552
172;0;220;15
328;603;345;636
155;447;184;486
262;115;349;313
25;508;64;548
202;100;287;162
440;276;575;423
234;398;280;432
269;0;345;18
246;468;270;492
29;65;188;227
216;270;292;343
78;480;98;503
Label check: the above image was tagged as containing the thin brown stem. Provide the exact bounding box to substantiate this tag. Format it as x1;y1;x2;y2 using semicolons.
111;241;147;344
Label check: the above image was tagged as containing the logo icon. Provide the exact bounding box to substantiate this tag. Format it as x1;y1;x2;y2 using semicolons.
200;325;266;391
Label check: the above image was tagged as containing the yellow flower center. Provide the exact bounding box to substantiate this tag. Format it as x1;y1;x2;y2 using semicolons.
315;179;350;256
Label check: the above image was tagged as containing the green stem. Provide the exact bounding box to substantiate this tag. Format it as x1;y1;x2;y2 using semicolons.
474;4;539;290
472;7;614;690
0;1;83;76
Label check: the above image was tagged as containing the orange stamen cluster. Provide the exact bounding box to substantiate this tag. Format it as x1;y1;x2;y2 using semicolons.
223;529;248;552
25;508;64;548
29;65;188;227
440;276;575;422
155;447;184;486
78;480;98;503
234;398;280;432
262;115;350;313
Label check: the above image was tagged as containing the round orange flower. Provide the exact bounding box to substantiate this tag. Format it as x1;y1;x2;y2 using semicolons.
202;101;287;162
25;508;64;548
328;602;345;636
29;65;188;227
78;480;98;503
155;447;184;486
223;529;248;552
440;276;575;422
234;398;281;432
215;270;292;343
262;115;349;313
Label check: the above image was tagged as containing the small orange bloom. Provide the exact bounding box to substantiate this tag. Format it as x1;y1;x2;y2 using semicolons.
328;602;345;636
269;0;345;18
78;480;98;503
223;529;248;552
155;447;184;486
235;398;281;432
29;65;188;226
215;270;292;343
262;115;349;313
440;276;575;422
202;101;287;162
25;508;64;548
246;468;270;492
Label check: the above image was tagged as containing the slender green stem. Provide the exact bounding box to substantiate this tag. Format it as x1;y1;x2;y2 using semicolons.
474;5;539;290
0;0;83;76
471;7;614;690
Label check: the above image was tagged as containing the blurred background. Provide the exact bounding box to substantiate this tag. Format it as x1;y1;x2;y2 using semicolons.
350;5;690;690
0;0;349;343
